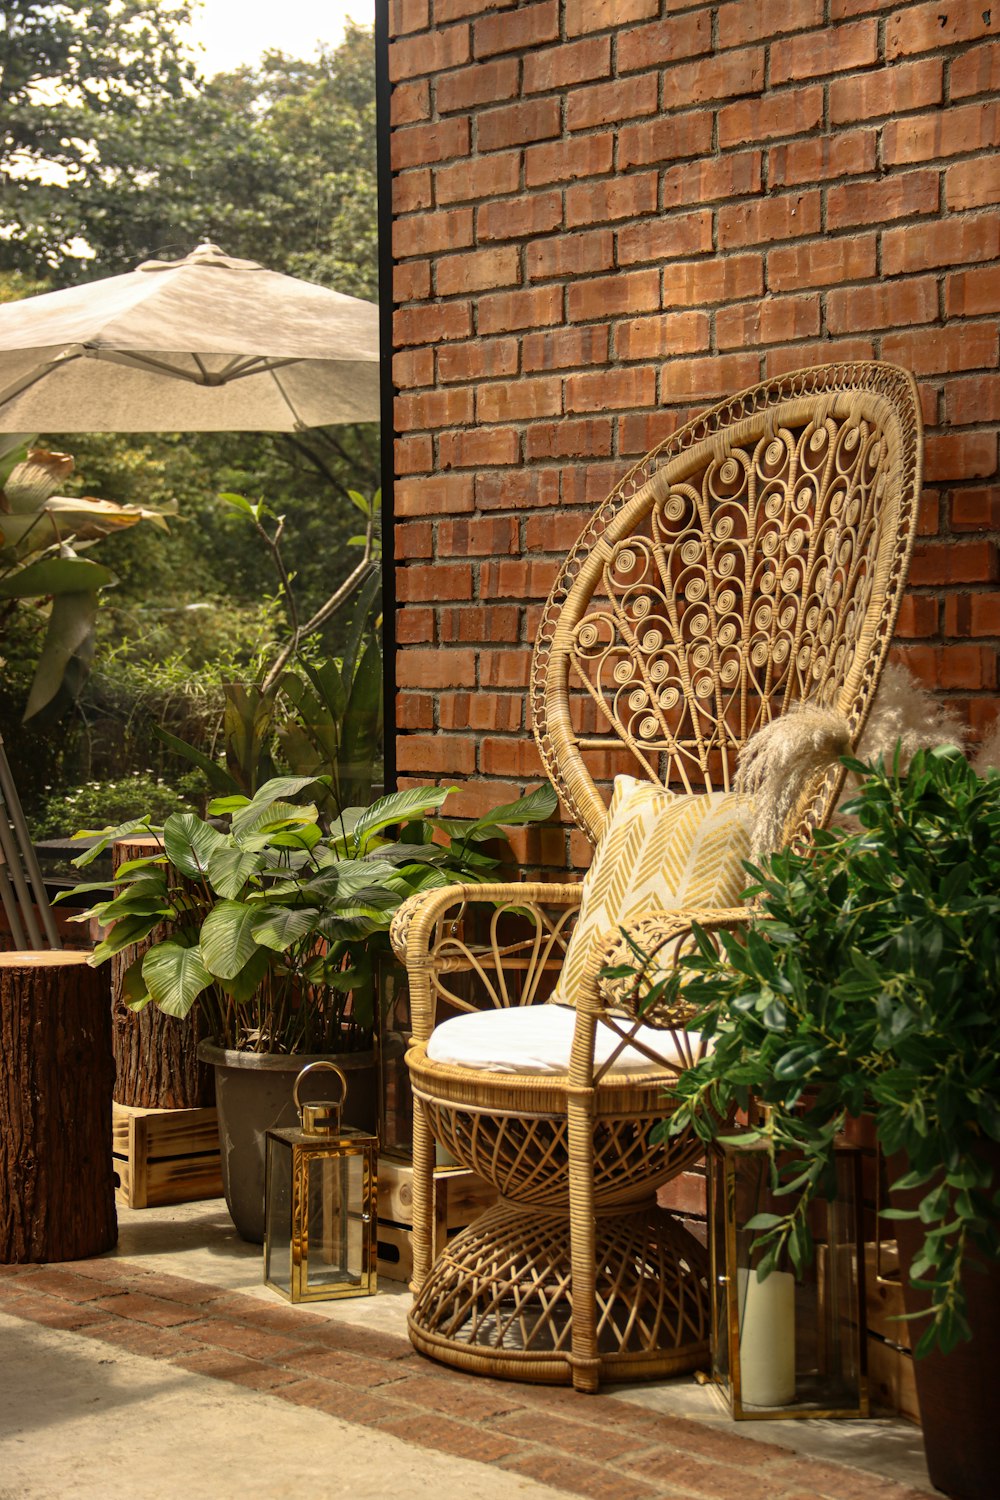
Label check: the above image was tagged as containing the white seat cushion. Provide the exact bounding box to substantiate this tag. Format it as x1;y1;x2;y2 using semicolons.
425;1003;700;1076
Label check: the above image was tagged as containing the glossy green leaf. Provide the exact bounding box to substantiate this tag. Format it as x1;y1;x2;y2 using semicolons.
199;900;261;980
163;813;227;880
141;943;214;1018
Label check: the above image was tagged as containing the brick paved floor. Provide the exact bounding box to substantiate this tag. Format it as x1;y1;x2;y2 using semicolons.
0;1258;931;1500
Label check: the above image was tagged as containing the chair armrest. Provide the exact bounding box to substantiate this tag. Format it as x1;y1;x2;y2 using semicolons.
589;905;749;1021
390;882;584;1039
565;906;751;1088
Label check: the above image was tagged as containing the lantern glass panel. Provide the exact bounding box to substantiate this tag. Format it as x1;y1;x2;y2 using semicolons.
709;1135;867;1420
264;1134;294;1299
264;1128;377;1303
378;958;413;1161
306;1149;366;1293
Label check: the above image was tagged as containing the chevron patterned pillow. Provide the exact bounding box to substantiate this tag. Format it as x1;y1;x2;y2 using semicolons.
550;776;754;1008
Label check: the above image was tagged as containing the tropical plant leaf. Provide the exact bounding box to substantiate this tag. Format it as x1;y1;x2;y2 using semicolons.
89;913;162;964
229;777;319;837
250;905;320;952
222;682;278;795
219;945;271;1005
0;554;115;598
353;786;454;851
199;900;261;980
141;942;214;1018
44;495;171;533
163;813;227;880
70;817;157;867
155;724;235;795
206;845;266;900
464;783;559;836
23;588;99;723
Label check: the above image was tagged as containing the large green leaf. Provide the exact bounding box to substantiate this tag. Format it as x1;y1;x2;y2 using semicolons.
70;817;158;868
89;878;172;924
267;823;323;853
465;783;558;835
199;900;261;980
229;777;320;838
236;803;319;849
90;913;162;964
219;945;272;1004
163;813;227;880
353;786;454;852
23;589;98;723
206;845;266;900
141;942;214;1018
251;905;321;952
154;724;236;796
222;683;278;796
0;555;115;598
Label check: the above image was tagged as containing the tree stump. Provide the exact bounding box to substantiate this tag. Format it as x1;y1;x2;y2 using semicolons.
110;838;214;1109
0;951;117;1262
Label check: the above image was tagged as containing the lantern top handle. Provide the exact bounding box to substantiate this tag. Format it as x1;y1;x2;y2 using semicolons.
293;1061;349;1135
293;1060;349;1109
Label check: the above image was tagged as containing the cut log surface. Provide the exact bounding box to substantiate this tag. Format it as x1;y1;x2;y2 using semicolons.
0;951;117;1262
110;838;213;1109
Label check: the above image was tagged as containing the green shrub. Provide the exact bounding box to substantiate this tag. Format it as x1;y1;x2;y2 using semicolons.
31;770;203;840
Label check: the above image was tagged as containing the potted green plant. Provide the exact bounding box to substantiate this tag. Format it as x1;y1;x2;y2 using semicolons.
69;775;555;1241
622;746;998;1500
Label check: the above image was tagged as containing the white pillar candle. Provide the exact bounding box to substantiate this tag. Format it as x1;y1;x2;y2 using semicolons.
736;1267;796;1408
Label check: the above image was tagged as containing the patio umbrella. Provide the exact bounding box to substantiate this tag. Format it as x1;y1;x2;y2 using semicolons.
0;242;380;432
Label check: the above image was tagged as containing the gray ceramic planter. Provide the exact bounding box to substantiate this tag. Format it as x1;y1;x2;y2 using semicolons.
198;1041;378;1244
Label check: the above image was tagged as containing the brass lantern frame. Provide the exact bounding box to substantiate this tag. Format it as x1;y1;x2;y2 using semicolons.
264;1062;379;1304
707;1133;869;1421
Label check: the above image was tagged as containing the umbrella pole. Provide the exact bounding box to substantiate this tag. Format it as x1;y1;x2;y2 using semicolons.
0;734;61;950
0;861;29;949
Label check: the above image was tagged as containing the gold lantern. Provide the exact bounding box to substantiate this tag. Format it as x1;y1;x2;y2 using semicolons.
264;1061;378;1303
707;1130;868;1420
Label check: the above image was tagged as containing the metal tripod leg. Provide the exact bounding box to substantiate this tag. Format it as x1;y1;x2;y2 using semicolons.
0;731;62;950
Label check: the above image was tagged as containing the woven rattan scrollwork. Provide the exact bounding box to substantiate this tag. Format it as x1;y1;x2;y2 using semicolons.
532;364;922;844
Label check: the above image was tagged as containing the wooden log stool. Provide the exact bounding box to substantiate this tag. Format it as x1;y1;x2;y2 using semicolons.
0;951;117;1261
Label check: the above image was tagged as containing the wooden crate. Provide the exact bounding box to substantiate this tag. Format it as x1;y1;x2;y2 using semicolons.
112;1102;223;1210
865;1240;921;1424
867;1334;920;1424
376;1157;495;1284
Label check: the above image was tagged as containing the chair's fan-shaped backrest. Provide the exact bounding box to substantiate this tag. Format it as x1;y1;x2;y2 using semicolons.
531;363;923;847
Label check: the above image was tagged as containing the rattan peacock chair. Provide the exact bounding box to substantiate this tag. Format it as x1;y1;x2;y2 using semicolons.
390;363;923;1393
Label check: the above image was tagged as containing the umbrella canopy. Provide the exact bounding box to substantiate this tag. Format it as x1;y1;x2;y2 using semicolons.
0;243;381;432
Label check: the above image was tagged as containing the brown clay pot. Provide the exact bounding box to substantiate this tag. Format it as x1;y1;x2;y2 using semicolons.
199;1041;377;1244
891;1146;1000;1500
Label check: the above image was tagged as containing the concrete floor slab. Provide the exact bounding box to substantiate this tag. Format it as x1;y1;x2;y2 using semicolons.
0;1197;934;1500
108;1199;932;1493
0;1310;572;1500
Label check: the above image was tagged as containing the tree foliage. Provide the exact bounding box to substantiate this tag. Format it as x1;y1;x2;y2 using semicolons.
0;14;382;822
0;0;196;274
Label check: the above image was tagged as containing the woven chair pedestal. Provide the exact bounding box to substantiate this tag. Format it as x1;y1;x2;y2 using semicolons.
408;1200;709;1387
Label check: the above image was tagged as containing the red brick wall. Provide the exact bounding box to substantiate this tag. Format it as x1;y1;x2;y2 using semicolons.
388;0;1000;863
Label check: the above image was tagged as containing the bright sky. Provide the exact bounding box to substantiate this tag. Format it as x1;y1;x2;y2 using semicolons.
182;0;374;77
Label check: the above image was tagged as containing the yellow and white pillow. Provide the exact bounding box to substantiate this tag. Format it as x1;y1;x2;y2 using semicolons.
551;775;754;1007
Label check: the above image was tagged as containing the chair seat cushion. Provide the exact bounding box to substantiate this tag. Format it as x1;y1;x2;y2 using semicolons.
425;1003;699;1076
551;776;754;1007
